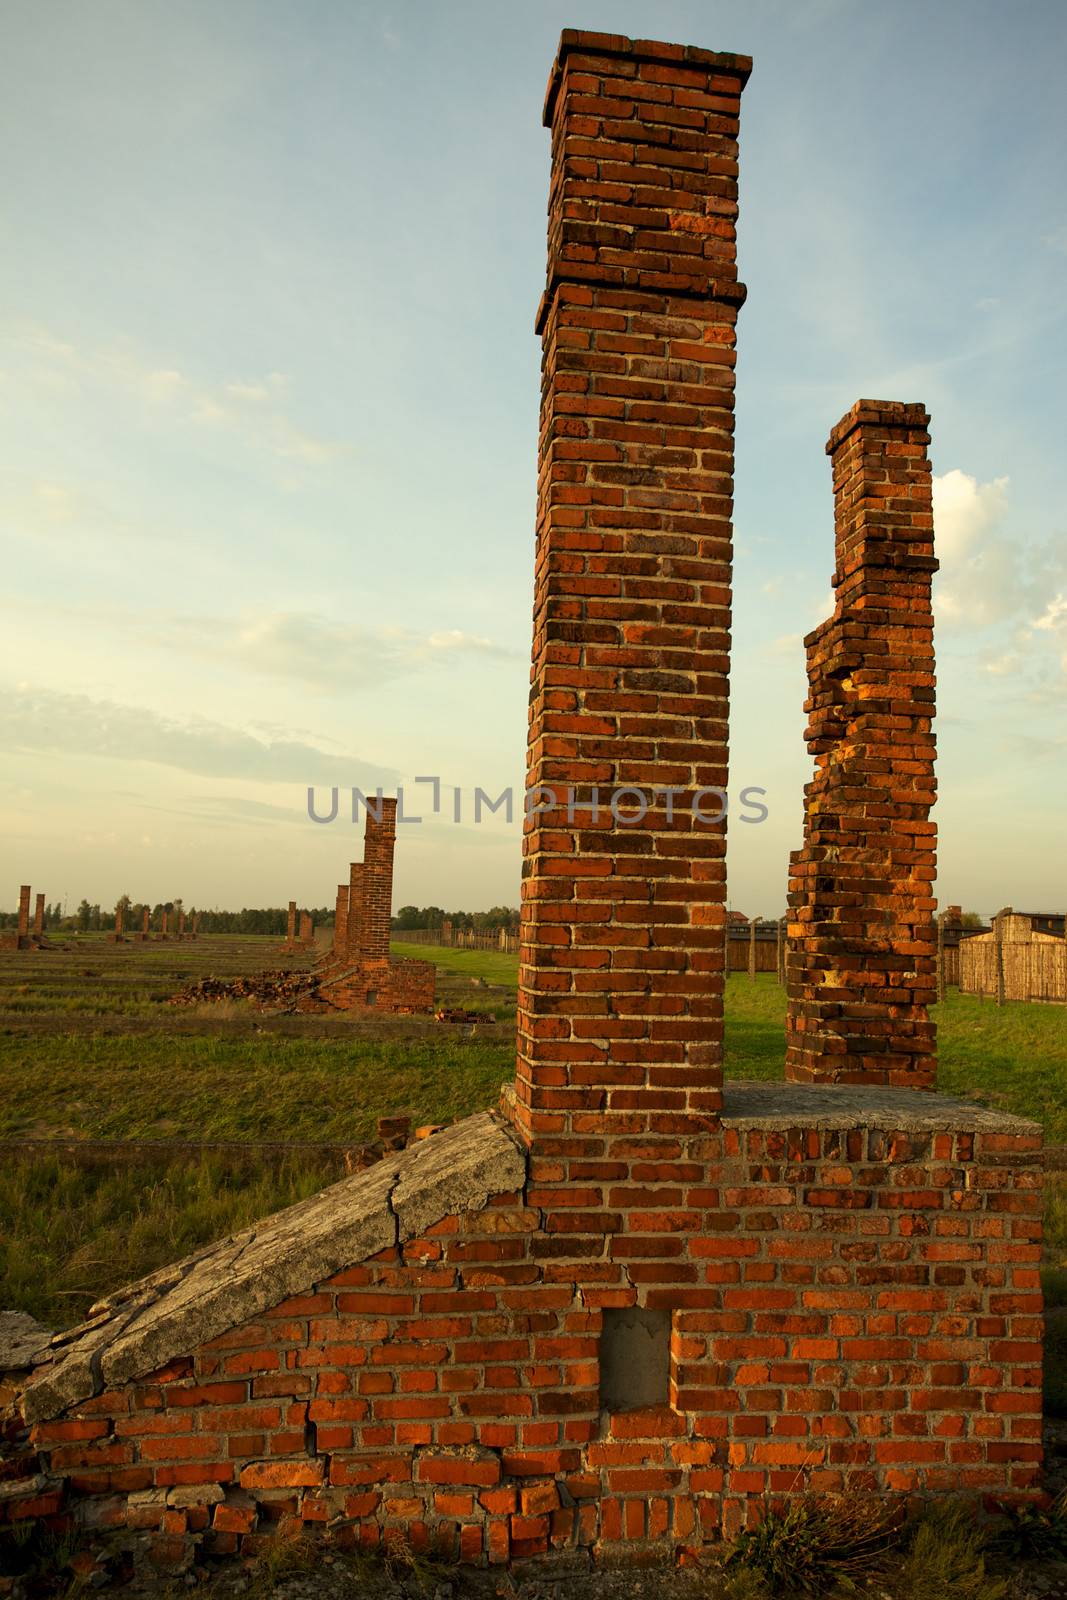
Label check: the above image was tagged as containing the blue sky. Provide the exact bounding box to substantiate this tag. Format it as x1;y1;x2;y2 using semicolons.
2;0;1065;919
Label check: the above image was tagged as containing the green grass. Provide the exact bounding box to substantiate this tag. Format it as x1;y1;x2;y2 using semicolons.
0;1034;513;1143
390;940;519;987
723;976;1067;1141
0;1154;338;1326
1;943;1064;1340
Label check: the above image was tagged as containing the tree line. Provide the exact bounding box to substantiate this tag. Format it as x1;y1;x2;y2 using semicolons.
0;899;330;935
392;905;520;931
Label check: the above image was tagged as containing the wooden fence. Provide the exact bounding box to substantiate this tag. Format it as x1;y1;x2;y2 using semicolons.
393;927;521;955
393;920;1067;1003
393;922;789;973
959;936;1067;1003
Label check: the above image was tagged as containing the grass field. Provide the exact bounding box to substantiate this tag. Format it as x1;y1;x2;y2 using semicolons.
0;936;1063;1339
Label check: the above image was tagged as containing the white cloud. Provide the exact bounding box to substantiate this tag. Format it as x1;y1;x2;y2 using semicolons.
0;683;400;787
1033;594;1067;632
933;469;1067;640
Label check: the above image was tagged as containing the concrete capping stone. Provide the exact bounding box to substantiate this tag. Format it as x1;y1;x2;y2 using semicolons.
722;1079;1042;1135
19;1112;525;1425
0;1311;53;1373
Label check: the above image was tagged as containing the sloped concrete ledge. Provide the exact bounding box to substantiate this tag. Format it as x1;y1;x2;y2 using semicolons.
722;1079;1042;1136
20;1111;525;1425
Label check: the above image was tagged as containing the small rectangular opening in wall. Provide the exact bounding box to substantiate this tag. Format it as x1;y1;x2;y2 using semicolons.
365;991;377;1005
599;1306;670;1413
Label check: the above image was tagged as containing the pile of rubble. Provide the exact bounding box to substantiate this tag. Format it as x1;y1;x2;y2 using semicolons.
168;970;324;1010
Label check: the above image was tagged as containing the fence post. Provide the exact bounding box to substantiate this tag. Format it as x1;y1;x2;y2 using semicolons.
776;916;785;985
995;913;1006;1007
748;916;758;982
936;913;945;1004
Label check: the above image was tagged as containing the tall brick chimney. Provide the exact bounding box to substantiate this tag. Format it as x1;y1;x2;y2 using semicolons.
33;894;45;936
359;800;396;962
786;400;938;1088
512;31;751;1237
17;885;30;941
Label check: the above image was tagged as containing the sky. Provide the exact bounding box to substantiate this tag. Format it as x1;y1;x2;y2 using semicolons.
1;0;1065;920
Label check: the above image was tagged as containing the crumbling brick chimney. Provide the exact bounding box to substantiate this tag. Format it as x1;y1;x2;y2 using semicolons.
318;799;434;1012
786;401;937;1088
345;862;364;962
333;883;348;953
511;30;750;1259
17;885;30;942
33;894;45;936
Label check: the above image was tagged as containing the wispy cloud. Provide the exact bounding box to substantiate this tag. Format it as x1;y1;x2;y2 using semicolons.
0;684;399;787
136;609;519;690
3;323;344;467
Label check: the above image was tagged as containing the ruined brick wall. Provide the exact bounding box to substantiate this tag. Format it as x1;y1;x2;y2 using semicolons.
20;1111;1042;1566
323;957;436;1015
786;402;938;1088
3;30;1046;1577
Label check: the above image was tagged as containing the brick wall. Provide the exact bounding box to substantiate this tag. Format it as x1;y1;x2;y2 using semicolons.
323;956;436;1015
19;1104;1042;1567
786;402;938;1089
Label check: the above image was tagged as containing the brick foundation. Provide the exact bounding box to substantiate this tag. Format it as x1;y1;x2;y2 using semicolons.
786;403;938;1088
7;1095;1042;1568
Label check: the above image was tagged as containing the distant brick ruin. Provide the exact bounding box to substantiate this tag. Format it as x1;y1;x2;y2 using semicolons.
0;884;48;951
282;900;315;953
786;402;938;1088
0;29;1044;1577
319;798;435;1013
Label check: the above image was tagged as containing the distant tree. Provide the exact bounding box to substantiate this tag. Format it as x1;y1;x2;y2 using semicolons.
960;911;985;929
76;900;91;932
